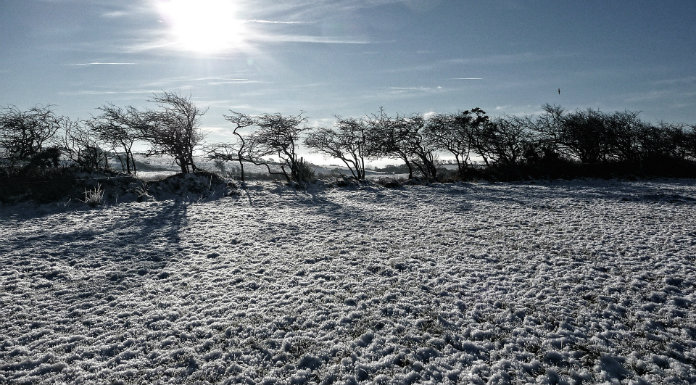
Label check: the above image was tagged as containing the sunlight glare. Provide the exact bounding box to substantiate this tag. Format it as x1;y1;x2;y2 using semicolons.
156;0;247;54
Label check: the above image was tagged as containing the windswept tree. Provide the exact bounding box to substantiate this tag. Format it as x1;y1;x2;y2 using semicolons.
685;125;696;160
207;111;255;182
0;105;61;168
305;116;371;180
553;108;610;164
141;92;204;174
87;104;143;174
398;114;439;181
425;108;489;177
367;108;416;179
367;108;440;180
61;118;109;171
480;116;534;166
636;122;686;161
249;112;310;183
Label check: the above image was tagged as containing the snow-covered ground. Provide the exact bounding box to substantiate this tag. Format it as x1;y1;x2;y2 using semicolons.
1;179;695;384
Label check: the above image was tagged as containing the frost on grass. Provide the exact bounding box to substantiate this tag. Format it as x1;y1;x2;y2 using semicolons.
1;180;695;384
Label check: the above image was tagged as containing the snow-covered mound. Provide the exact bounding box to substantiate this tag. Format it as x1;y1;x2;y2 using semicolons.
1;179;695;384
0;169;237;206
143;171;237;202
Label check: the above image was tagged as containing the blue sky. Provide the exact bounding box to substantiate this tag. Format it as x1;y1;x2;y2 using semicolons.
1;0;695;145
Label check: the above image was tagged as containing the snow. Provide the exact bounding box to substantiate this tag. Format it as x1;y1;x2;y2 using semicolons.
1;179;695;384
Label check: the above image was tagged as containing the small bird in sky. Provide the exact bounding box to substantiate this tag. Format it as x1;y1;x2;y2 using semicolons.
558;88;561;95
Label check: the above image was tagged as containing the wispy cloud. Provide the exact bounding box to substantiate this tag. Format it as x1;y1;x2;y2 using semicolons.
239;0;408;21
200;125;225;133
206;79;263;86
624;89;696;103
251;34;371;44
383;52;572;74
245;19;312;25
102;0;385;55
389;86;444;93
59;89;158;96
652;76;696;86
452;77;483;80
493;104;546;117
139;75;263;89
100;10;128;18
70;62;137;66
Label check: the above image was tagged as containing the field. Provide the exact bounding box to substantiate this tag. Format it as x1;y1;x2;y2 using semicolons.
1;179;695;384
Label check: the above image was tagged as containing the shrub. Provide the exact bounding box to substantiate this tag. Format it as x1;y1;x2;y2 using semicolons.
83;183;104;207
293;158;316;185
0;105;61;169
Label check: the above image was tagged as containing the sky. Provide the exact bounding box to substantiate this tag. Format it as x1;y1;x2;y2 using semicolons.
1;0;695;149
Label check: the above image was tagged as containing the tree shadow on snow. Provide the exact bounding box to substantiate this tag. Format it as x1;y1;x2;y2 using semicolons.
0;201;190;301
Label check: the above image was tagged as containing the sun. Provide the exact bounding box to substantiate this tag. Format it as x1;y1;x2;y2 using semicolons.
155;0;247;54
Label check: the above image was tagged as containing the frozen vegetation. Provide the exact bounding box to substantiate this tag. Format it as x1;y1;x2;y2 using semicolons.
1;179;695;384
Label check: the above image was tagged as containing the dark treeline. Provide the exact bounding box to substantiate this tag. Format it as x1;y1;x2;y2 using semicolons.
2;93;696;189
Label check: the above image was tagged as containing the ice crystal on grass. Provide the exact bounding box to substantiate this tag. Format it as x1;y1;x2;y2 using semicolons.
1;179;695;384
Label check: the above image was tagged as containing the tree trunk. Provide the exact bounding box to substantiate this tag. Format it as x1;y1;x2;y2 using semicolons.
238;159;245;182
404;158;413;179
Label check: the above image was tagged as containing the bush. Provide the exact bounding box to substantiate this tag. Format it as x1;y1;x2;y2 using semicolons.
83;184;104;207
294;158;316;185
0;167;77;203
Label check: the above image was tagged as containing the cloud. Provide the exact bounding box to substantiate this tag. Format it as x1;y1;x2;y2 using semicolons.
98;2;155;19
70;62;137;66
100;10;128;18
200;125;225;133
104;0;388;55
139;75;263;89
59;89;158;96
251;34;371;44
452;77;483;80
245;19;312;25
206;79;263;86
651;76;696;86
624;89;696;103
383;52;572;74
493;104;545;117
389;86;444;93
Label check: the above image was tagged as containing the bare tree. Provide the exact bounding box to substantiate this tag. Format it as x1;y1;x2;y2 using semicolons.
61;118;110;171
479;116;533;166
399;114;439;181
305;116;370;180
425;108;489;177
548;108;609;164
0;105;61;168
140;92;204;174
87;104;143;174
686;125;696;160
366;108;416;179
207;111;255;182
248;112;310;183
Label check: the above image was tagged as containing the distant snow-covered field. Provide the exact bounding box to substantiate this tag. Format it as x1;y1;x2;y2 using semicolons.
1;180;695;384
